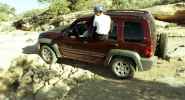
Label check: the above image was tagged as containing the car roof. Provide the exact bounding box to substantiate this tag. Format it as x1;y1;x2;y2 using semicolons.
107;10;150;17
79;10;151;19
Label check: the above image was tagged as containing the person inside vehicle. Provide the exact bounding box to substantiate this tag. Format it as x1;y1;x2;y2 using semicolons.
93;5;111;40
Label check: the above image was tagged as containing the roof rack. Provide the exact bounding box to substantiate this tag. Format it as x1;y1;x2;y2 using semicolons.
107;9;149;14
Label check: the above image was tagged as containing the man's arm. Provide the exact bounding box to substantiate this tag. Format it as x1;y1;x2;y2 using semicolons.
93;15;97;27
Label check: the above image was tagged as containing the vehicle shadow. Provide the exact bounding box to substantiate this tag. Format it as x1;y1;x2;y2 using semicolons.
22;43;38;54
58;58;117;79
65;78;185;100
22;43;115;79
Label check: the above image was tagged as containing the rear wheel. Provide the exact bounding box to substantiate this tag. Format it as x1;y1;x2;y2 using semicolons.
40;45;57;64
111;58;134;79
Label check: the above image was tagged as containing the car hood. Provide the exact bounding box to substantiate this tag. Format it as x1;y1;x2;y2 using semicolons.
47;25;68;33
39;32;62;39
39;25;68;39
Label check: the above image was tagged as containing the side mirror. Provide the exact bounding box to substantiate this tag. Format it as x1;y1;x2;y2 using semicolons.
79;36;88;41
68;29;73;33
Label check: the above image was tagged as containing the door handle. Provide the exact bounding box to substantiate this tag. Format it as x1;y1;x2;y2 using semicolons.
67;46;73;48
83;41;88;44
114;43;119;47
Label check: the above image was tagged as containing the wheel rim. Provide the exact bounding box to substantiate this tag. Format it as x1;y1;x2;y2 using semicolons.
113;61;131;77
41;47;52;62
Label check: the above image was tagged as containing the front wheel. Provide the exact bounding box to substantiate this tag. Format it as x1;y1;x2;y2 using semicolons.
111;58;134;79
40;45;57;64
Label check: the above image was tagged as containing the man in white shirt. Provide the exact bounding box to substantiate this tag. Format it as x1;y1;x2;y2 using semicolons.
93;5;111;40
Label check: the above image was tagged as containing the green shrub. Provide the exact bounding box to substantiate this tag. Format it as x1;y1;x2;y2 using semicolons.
48;0;71;15
112;0;161;9
0;3;15;22
0;13;9;21
70;0;93;11
38;0;183;14
21;9;45;18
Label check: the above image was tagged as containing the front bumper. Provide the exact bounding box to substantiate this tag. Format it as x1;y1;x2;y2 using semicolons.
36;41;40;51
140;56;158;70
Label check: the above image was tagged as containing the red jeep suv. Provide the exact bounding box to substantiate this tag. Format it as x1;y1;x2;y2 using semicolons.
38;10;159;79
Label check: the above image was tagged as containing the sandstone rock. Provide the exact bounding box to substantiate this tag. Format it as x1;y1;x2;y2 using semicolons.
156;76;184;87
0;81;8;94
0;94;9;100
35;81;69;100
41;24;55;31
22;23;32;31
0;54;99;99
176;66;185;78
13;10;92;31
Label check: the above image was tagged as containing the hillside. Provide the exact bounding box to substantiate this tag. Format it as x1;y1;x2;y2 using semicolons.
13;2;185;32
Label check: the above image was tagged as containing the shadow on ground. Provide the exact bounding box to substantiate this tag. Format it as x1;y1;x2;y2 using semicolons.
58;58;117;79
65;78;185;100
21;46;185;100
22;43;38;54
22;44;115;79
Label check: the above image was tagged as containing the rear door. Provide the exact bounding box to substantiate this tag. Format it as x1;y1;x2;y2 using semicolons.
121;18;150;57
80;19;119;64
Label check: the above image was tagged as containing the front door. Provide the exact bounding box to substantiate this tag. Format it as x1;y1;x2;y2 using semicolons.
59;19;93;62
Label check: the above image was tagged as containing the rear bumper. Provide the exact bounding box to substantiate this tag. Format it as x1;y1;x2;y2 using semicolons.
140;56;157;70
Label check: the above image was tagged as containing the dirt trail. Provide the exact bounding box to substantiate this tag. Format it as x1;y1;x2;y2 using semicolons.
168;37;185;57
0;31;39;70
65;79;185;100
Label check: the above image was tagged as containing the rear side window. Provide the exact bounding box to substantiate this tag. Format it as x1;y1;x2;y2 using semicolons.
124;21;144;42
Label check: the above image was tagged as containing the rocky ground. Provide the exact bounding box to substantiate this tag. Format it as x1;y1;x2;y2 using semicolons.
0;27;185;100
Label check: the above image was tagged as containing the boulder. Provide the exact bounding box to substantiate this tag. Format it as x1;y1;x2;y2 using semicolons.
13;10;92;31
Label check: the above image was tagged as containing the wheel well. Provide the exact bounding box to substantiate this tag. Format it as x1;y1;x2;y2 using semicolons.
40;43;48;47
111;55;137;70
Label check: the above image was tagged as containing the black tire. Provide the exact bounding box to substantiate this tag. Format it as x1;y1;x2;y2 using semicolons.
110;58;134;79
157;33;168;59
40;45;57;64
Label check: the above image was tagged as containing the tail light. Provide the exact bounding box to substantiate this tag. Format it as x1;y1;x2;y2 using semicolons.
144;46;153;57
142;19;153;57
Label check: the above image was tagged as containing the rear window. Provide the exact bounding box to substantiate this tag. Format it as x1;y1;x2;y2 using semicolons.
124;21;144;42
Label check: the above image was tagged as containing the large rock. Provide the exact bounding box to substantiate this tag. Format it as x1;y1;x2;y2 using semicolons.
13;10;92;31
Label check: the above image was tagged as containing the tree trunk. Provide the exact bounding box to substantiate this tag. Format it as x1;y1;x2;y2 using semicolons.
145;2;185;24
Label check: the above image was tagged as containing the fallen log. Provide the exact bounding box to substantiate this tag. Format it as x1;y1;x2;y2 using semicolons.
146;2;185;24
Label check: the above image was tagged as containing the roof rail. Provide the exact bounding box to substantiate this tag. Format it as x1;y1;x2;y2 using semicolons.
107;9;149;14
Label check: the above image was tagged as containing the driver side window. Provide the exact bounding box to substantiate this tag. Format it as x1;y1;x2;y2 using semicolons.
68;20;89;38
